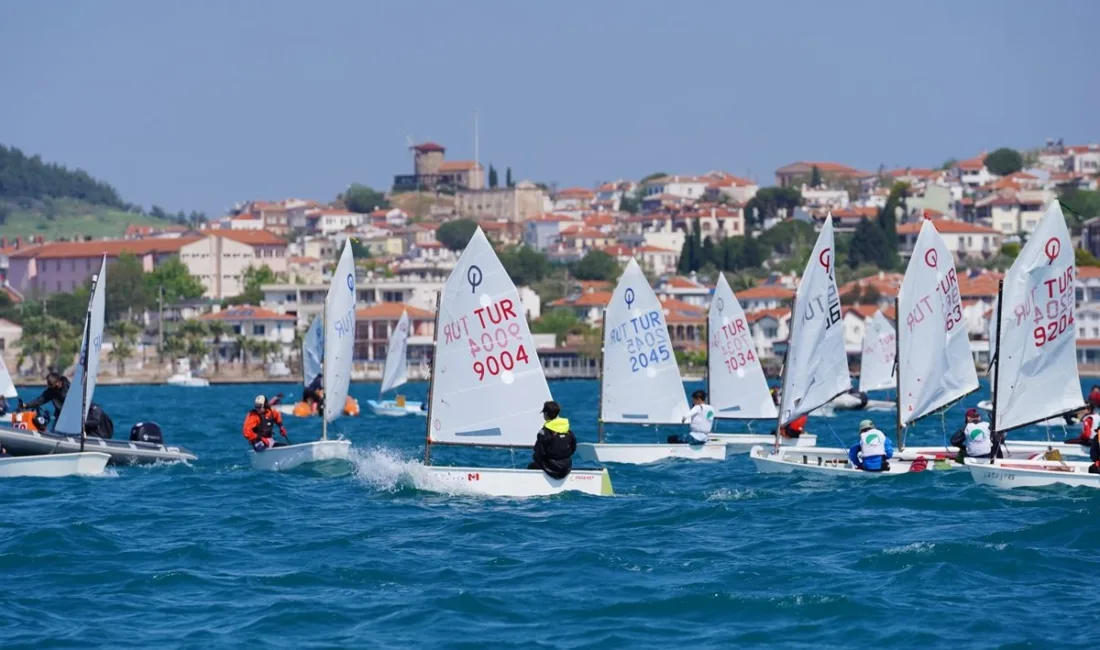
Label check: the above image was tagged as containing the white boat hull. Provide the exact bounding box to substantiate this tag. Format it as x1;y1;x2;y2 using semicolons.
575;441;726;464
966;457;1100;489
749;445;956;475
414;466;613;497
366;399;426;417
819;392;895;413
165;375;210;387
0;452;110;478
709;433;818;454
249;440;352;472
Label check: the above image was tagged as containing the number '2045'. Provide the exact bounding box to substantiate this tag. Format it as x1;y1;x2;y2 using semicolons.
630;345;671;372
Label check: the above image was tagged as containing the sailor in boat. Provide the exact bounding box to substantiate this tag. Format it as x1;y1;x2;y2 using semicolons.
1064;404;1099;447
83;403;114;439
21;371;115;436
1089;385;1100;410
302;373;324;415
527;401;576;479
668;389;713;445
0;395;11;417
950;408;997;462
22;372;70;423
243;395;289;452
847;419;894;472
1089;431;1100;475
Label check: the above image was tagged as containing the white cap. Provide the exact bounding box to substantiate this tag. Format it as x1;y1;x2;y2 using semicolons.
254;395;266;408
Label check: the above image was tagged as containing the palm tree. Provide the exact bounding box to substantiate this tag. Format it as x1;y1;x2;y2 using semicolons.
291;326;305;375
205;321;228;375
256;340;277;375
107;320;140;376
177;320;209;370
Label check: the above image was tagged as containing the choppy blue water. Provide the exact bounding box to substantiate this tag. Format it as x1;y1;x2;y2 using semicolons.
1;378;1097;649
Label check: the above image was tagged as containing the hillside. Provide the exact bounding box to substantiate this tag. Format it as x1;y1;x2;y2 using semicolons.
0;144;173;238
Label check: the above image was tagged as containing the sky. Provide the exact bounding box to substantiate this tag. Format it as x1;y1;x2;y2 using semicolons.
1;0;1097;217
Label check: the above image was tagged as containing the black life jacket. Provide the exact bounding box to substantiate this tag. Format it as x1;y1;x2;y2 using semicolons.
252;408;278;438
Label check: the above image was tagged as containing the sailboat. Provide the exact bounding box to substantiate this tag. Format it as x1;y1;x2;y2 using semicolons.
967;201;1098;487
704;273;817;452
366;309;425;417
1;259;110;478
417;228;612;496
819;310;898;414
250;241;355;471
574;258;726;464
277;314;360;418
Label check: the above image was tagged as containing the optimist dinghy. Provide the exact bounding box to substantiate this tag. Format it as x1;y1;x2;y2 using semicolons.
966;201;1091;489
251;241;356;471
704;273;815;453
574;258;725;464
275;315;362;419
417;228;612;496
753;217;980;475
367;309;425;417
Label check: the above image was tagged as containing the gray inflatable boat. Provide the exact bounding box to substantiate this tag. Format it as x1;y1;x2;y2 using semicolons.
0;424;197;465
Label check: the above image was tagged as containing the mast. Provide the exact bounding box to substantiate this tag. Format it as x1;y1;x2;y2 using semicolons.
78;272;97;453
773;314;795;452
703;317;710;406
423;291;442;465
321;307;328;441
894;297;903;451
597;308;607;444
989;279;1005;464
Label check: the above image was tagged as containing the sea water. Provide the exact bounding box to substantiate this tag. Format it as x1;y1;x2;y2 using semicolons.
0;379;1096;649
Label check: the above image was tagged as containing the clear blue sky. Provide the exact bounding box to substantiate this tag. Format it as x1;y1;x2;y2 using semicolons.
1;0;1096;216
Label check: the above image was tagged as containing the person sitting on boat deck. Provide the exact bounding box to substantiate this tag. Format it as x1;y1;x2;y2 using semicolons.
84;402;114;439
847;419;894;472
950;408;997;461
1064;404;1099;446
243;395;289;452
1089;385;1100;410
527;400;576;479
23;372;71;422
302;373;324;413
668;390;714;445
1089;429;1100;474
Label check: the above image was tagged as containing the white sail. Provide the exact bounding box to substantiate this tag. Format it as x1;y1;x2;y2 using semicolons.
56;256;107;435
601;258;690;425
897;220;979;425
858;310;897;393
778;216;850;426
708;273;776;419
380;309;410;396
302;315;323;387
428;228;551;447
0;354;17;399
992;201;1083;432
322;241;356;424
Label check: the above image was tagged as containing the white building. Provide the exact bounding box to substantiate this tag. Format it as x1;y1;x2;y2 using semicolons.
641;175;710;200
896;219;1002;261
199;305;297;360
314;209;365;235
179;230;289;299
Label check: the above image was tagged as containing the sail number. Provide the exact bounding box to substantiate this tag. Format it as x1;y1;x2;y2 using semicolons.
1024;268;1075;348
905;268;963;334
625;328;671;373
473;346;531;380
715;318;758;372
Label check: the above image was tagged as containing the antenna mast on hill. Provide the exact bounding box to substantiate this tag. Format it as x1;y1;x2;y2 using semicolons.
474;109;480;188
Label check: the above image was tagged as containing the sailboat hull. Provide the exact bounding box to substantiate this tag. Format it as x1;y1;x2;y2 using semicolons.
709;433;818;453
0;452;110;478
575;442;726;464
0;424;197;465
966;457;1100;489
366;400;426;417
249;440;352;472
749;445;957;475
415;466;613;497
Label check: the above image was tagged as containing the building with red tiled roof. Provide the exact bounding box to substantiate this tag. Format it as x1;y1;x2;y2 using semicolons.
395;141;484;192
354;302;436;362
735;285;795;312
775;161;873;188
897;218;1002;262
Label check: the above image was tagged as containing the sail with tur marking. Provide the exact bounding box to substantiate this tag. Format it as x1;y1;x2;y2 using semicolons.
302;315;323;388
992;201;1084;432
858;310;897;394
708;273;776;419
778;216;850;426
55;256;107;435
600;258;690;425
322;240;356;424
428;228;551;447
897;220;978;426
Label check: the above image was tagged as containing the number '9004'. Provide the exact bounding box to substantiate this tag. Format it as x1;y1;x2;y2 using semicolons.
473;345;531;380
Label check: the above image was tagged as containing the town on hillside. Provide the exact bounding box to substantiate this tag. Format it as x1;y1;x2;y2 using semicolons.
2;138;1100;383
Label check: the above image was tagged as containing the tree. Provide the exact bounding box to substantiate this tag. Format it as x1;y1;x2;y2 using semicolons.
146;256;205;304
757;219;816;257
205;321;229;374
0;144;125;208
107;320;140;376
488;164;498;189
847;217;889;269
984;148;1024;176
506;167;514;188
677;220;705;274
1059;189;1100;228
499;246;551;286
876;182;906;270
744;187;803;226
1000;242;1021;259
531;308;588;345
343;183;389;213
1076;248;1100;268
101;253;150;322
226;264;278;306
940;158;958;171
436;219;480;251
150;205;168;220
619;189;641;214
639;172;667;184
810;165;822;188
571;250;619;281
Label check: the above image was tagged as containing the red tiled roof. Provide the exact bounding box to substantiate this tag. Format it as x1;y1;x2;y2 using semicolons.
10;238;196;260
896;219;999;235
777;161;872;177
660;295;705;323
1077;267;1100;279
413;142;446;153
556;187;596;199
355;302;434;320
205;229;287;246
201;306;294;322
736;286;795;301
439;160;478;172
956;154;987;171
551;290;613;308
636;245;677;254
746;308;790;323
846;304;897;321
665;276;706;290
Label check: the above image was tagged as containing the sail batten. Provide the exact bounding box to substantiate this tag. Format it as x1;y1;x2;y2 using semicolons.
601;258;690;425
708;273;776;419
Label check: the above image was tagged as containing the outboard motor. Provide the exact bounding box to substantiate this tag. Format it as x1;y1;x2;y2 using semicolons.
856;391;869;410
130;422;164;445
33;412;49;433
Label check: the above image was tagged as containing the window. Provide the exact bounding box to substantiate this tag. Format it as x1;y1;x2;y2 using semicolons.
253;324;265;336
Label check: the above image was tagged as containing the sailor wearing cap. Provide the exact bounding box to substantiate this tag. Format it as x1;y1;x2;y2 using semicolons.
847;418;894;472
950;407;995;461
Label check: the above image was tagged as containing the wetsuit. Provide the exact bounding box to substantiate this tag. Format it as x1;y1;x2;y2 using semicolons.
84;403;114;439
302;374;324;410
243;407;287;451
24;377;71;419
527;417;576;479
1089;435;1100;474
